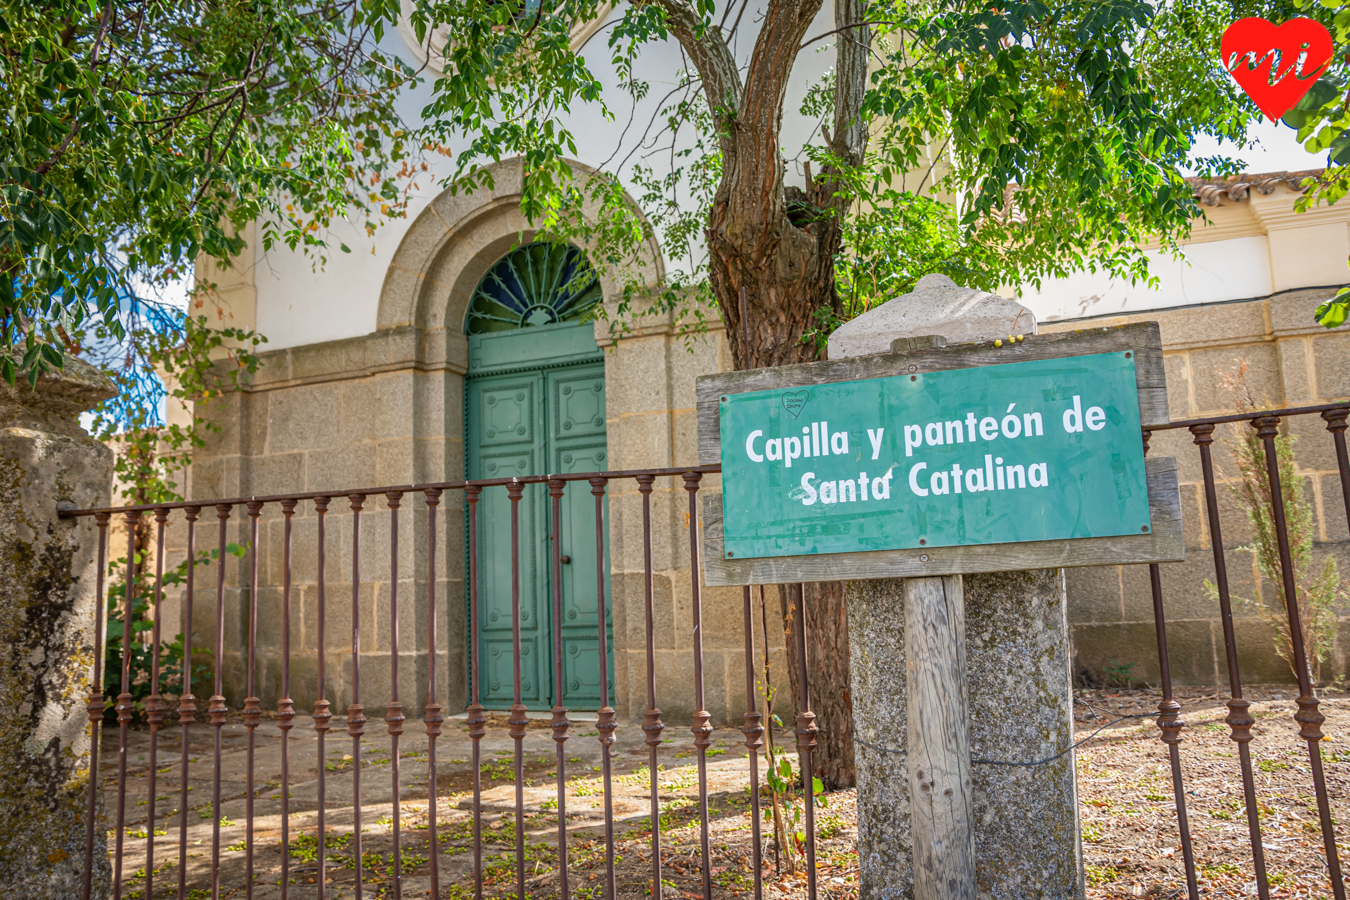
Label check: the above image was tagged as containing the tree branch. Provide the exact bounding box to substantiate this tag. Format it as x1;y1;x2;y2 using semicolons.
635;0;742;141
801;18;893;50
822;0;868;210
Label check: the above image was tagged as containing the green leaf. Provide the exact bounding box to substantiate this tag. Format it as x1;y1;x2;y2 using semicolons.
1315;297;1350;328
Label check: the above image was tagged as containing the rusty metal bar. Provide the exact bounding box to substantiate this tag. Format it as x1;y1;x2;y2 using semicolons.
245;500;264;900
424;488;444;900
1325;408;1350;530
1190;424;1268;897
1152;400;1350;432
636;474;662;900
348;493;368;900
314;496;332;900
742;584;764;900
176;507;199;900
758;584;778;877
60;465;726;518
1150;561;1201;900
145;508;169;900
548;477;572;900
82;511;110;900
279;499;298;900
1252;417;1346;899
791;584;819;900
507;480;528;900
465;484;486;900
210;504;231;900
112;510;139;900
591;476;619;900
387;490;405;900
1141;432;1199;900
683;472;714;900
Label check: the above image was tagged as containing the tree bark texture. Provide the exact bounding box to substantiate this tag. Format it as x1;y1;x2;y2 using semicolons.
779;581;855;789
648;0;871;787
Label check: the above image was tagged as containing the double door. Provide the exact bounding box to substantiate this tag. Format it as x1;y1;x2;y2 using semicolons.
465;358;612;710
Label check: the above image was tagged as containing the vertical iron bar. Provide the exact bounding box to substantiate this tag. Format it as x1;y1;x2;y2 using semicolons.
423;489;444;900
314;497;332;900
1253;416;1345;899
791;585;819;900
145;508;169;900
82;512;110;900
1324;408;1350;531
464;485;486;900
589;477;618;900
683;473;714;900
742;585;764;900
113;510;140;900
210;504;231;900
507;480;529;900
1141;431;1200;900
759;585;779;877
548;478;572;900
636;474;662;900
1151;562;1201;900
279;499;298;900
177;507;199;900
1191;424;1268;898
386;491;405;900
348;494;368;900
244;500;264;900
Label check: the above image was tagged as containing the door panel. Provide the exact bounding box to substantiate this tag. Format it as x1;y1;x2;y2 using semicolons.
465;349;611;711
466;375;549;709
549;364;612;708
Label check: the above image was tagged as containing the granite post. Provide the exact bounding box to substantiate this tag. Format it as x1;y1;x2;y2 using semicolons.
830;274;1084;900
0;358;116;898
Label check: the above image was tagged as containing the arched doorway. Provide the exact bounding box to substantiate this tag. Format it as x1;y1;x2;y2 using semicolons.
464;241;613;710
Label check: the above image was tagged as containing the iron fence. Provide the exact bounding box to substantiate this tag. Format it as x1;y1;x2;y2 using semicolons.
62;402;1350;900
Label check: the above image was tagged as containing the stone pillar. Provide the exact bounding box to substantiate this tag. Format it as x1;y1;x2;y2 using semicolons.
830;275;1084;900
0;359;116;898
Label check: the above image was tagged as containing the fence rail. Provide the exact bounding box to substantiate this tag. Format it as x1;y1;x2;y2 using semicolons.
62;403;1350;900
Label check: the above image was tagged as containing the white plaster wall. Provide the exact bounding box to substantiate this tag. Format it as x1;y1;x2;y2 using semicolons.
255;3;838;350
1014;235;1275;323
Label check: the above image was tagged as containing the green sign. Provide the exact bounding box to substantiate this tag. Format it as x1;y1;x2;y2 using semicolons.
718;351;1149;559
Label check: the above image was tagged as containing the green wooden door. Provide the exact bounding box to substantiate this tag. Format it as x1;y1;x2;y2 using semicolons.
465;321;612;710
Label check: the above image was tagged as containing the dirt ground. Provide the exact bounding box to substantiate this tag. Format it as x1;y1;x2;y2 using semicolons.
105;686;1350;899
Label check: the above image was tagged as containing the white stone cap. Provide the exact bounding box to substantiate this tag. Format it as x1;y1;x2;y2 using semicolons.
827;274;1038;360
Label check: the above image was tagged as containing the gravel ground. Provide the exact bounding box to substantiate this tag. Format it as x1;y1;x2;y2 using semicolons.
103;687;1349;899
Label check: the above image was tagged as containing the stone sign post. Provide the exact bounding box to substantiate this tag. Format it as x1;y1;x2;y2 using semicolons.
696;275;1183;899
0;359;115;899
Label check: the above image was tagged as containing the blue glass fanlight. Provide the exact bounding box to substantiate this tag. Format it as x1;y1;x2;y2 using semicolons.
466;241;602;334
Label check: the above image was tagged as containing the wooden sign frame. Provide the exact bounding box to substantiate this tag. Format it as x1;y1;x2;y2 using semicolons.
696;323;1184;586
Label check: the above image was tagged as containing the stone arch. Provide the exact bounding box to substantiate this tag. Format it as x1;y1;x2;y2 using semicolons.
376;158;661;365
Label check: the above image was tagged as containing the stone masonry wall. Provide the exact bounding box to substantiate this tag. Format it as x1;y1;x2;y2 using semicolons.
178;318;790;726
173;281;1348;723
1043;287;1350;685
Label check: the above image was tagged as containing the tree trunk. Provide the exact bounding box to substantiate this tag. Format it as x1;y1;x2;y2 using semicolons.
779;581;855;789
651;0;870;789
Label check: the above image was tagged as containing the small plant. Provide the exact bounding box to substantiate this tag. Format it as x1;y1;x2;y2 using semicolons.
816;813;846;840
1101;659;1135;688
103;543;246;722
1205;362;1344;685
1085;864;1119;886
480;759;513;781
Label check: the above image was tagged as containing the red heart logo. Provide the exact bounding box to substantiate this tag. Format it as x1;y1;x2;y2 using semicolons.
1221;17;1333;121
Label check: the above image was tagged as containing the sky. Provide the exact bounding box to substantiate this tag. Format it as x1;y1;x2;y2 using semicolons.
1189;117;1328;174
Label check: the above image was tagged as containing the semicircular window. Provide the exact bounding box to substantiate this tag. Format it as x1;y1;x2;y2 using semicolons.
466;242;602;334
